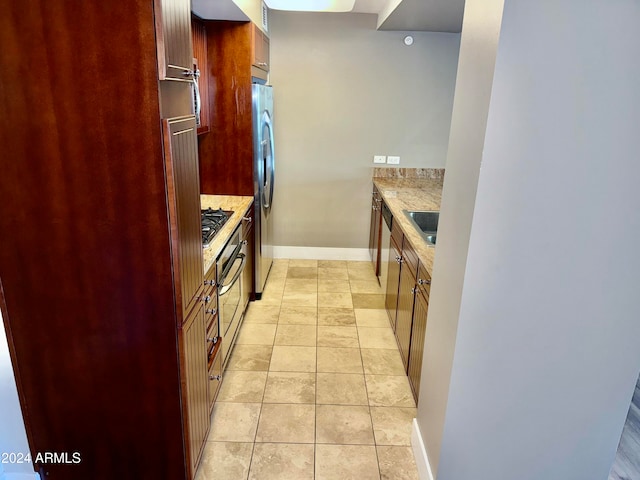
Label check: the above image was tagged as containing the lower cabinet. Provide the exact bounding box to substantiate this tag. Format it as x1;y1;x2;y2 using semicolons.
395;262;416;370
408;289;429;401
182;305;209;477
385;235;402;331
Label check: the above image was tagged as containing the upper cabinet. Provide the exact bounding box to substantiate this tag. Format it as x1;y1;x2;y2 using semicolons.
192;17;211;134
155;0;195;80
251;23;270;74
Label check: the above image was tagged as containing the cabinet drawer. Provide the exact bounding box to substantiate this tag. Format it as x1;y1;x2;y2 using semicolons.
208;343;223;413
417;263;432;299
402;239;419;279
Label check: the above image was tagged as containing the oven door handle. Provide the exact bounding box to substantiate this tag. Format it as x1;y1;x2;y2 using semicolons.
218;253;246;296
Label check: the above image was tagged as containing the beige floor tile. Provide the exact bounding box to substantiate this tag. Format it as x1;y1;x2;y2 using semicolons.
377;446;420;480
278;306;317;325
258;289;284;305
195;442;253;480
235;323;277;345
361;349;406;375
358;326;398;349
365;375;416;408
286;266;318;279
284;278;318;294
288;259;318;268
350;279;384;294
352;293;386;309
243;304;280;324
269;346;316;372
347;261;375;272
318;267;349;280
317;347;363;374
318;278;351;293
316;373;368;405
256;403;315;443
355;308;392;328
281;291;317;307
318;260;348;269
348;269;377;282
316;444;380;480
226;345;273;371
317;308;356;326
263;372;316;403
317;326;359;347
316;405;375;445
208;402;261;442
267;270;287;283
249;443;314;480
216;371;268;403
275;324;317;346
318;292;354;308
263;276;286;292
370;407;416;446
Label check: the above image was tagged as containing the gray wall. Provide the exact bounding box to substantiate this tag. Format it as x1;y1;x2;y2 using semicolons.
419;0;640;479
416;0;505;475
268;12;459;249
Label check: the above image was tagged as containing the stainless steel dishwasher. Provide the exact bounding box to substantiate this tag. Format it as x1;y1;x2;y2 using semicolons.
379;202;392;292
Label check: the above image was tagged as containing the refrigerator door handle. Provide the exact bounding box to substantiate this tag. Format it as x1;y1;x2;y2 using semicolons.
262;112;275;212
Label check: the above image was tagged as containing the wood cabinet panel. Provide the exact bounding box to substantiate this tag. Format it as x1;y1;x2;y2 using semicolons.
155;0;194;80
408;290;429;402
251;23;270;73
182;306;209;477
369;186;382;277
163;116;204;320
395;260;416;371
385;235;402;331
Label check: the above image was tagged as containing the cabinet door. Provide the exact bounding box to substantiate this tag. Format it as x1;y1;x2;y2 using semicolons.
408;290;428;402
385;236;402;331
369;192;382;274
182;305;209;477
155;0;194;80
251;23;270;72
191;17;210;134
163;116;204;319
395;262;416;371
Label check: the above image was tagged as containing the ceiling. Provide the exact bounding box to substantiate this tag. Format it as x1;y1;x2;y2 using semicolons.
192;0;465;33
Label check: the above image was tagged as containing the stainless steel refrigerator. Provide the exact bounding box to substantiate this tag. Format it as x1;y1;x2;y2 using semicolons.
252;83;275;298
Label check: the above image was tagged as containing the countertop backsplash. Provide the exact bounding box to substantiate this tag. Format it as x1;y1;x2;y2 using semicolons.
373;167;445;181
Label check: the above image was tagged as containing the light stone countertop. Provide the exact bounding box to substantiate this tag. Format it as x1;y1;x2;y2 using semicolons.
201;194;254;275
373;178;444;275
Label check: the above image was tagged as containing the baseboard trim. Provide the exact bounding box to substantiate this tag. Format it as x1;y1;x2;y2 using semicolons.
273;246;370;261
412;418;435;480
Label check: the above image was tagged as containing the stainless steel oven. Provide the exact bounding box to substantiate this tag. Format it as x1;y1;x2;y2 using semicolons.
217;224;248;368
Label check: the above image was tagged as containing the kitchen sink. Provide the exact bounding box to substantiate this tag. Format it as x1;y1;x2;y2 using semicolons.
403;210;439;246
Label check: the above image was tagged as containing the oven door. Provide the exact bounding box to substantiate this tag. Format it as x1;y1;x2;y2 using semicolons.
218;239;248;367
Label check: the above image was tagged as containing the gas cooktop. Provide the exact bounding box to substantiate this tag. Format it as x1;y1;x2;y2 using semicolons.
201;208;233;248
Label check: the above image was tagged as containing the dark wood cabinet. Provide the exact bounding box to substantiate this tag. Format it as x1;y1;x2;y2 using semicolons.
385;235;402;331
369;186;383;277
155;0;194;80
242;208;256;308
408;285;429;402
0;1;209;478
251;23;270;74
198;20;261;196
395;240;418;370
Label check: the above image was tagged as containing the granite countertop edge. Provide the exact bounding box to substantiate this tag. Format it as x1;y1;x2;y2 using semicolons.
201;194;254;275
373;177;443;276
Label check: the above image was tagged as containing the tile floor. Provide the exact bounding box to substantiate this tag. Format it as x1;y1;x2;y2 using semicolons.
195;259;420;480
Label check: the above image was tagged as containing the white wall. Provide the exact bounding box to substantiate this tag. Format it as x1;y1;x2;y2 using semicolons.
424;1;640;479
415;0;504;475
269;12;459;249
0;310;38;479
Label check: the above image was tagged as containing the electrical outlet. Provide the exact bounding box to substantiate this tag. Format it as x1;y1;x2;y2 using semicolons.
387;156;400;165
373;155;387;164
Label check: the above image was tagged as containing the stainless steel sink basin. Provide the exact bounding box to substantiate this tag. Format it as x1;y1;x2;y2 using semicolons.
403;210;439;246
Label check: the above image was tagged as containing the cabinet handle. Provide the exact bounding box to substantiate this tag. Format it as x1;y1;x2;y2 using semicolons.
204;279;216;286
411;287;416;294
418;278;431;285
207;336;218;344
206;308;217;315
182;69;196;77
203;295;212;303
243;216;252;222
209;374;222;381
258;62;268;67
242;239;248;246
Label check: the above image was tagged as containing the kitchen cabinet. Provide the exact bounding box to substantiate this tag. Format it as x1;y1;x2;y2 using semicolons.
156;0;195;80
395;239;418;370
242;207;255;308
369;185;383;278
192;16;211;134
408;263;431;402
0;1;210;478
385;222;403;331
251;23;270;74
198;20;264;196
